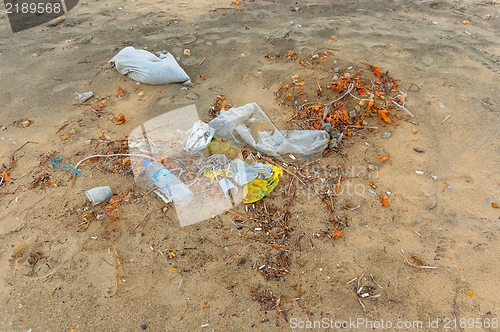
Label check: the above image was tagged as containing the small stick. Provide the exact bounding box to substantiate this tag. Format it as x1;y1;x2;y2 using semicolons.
51;287;60;295
11;141;38;155
316;80;322;93
296;233;304;251
346;277;357;284
113;244;122;268
370;274;383;289
355;273;366;311
115;276;121;296
100;258;114;266
346;125;379;129
132;210;152;231
229;218;245;230
398;249;437;269
70;172;77;187
55;124;68;134
336;175;342;194
198;56;206;65
357;297;366;310
439;114;451;125
452;289;464;332
8;141;38;170
356;273;364;294
227;209;259;221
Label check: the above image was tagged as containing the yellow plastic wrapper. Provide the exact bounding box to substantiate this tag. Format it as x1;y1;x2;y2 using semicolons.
243;165;283;204
203;168;231;183
204;139;239;159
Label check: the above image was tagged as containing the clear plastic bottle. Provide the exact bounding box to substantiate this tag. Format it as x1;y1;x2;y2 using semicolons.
143;160;194;206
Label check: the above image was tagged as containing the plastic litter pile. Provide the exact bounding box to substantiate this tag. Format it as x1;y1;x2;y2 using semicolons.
128;103;332;226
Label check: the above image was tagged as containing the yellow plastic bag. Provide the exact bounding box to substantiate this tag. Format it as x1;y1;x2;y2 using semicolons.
243;165;283;204
204;139;239;159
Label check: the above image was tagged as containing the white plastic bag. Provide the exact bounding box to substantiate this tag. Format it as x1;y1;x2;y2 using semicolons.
184;120;215;154
208;102;329;161
108;46;191;85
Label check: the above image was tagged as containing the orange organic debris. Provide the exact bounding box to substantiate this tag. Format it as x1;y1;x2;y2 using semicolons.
220;98;227;111
286;50;298;60
380;194;389;207
377;109;392;124
370;65;383;77
114;113;126;125
116;86;128;98
367;97;374;109
376;155;389;162
1;169;10;182
492;203;499;209
333;230;343;239
309;104;323;111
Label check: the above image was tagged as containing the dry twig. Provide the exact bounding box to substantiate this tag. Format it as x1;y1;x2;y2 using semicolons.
131;210;152;232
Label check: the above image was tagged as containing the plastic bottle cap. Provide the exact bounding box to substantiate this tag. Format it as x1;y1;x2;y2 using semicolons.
143;159;151;167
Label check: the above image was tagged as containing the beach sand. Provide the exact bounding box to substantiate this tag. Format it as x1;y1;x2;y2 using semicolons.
1;0;499;330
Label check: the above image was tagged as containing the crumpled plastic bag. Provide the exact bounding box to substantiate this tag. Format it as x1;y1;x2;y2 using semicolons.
243;165;283;203
207;102;329;161
184;120;215;154
109;46;191;85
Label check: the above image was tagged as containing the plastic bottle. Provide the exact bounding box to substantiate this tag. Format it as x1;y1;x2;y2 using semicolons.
143;160;194;206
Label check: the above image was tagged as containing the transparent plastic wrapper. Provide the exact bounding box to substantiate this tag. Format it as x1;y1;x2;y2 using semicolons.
74;91;93;103
184;120;215;154
218;178;238;198
109;46;191;85
143;160;194;206
128;105;244;227
208;102;329;162
230;159;273;186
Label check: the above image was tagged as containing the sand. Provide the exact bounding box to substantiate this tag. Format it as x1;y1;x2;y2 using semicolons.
1;0;499;331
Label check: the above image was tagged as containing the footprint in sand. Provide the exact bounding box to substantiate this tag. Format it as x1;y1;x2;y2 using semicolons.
10;243;60;279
